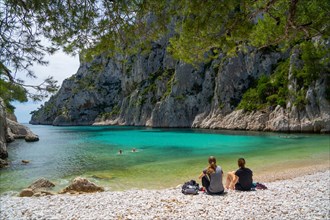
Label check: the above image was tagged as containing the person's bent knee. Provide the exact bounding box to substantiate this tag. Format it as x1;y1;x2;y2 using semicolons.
227;171;235;177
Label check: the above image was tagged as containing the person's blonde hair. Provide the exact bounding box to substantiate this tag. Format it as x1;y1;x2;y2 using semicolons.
207;156;217;174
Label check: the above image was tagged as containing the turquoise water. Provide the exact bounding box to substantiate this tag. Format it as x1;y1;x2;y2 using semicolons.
0;125;329;193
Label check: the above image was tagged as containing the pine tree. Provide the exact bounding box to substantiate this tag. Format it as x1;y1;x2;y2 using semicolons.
1;0;329;111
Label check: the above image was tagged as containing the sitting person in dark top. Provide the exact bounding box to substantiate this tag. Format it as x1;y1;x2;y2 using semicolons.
225;158;253;191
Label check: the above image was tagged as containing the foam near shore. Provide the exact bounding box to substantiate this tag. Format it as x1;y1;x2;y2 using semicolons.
1;169;329;220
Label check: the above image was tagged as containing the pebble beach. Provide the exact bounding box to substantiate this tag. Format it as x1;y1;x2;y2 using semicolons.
1;169;329;220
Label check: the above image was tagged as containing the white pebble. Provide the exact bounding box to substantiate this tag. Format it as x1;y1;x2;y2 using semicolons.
0;170;329;220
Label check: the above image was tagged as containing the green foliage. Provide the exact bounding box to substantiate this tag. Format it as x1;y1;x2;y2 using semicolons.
174;95;185;101
218;102;224;109
5;0;328;67
158;69;175;81
43;101;55;114
237;88;262;111
138;69;175;105
100;105;120;120
0;78;27;113
162;72;175;100
1;1;60;104
90;62;105;73
74;72;97;91
136;96;146;107
238;59;290;111
133;68;176;104
1;0;329;114
295;41;330;88
250;0;330;50
238;39;329;111
293;89;307;110
167;0;253;63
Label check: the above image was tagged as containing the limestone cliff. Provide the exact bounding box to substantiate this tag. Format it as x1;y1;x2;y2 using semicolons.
0;98;8;160
30;42;330;133
0;98;39;167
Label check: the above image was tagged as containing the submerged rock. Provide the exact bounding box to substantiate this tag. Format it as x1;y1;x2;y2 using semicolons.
0;158;9;168
91;174;113;180
60;177;104;194
21;160;30;164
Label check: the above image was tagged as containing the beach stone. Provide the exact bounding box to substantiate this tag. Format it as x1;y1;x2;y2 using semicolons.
61;177;104;193
1;170;329;220
21;160;30;164
34;191;55;197
28;178;55;190
19;188;34;197
19;178;57;197
0;158;8;168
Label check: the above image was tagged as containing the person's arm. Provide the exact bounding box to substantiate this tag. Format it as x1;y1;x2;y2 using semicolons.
199;169;207;179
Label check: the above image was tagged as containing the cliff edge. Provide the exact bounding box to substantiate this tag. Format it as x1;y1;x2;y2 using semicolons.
30;43;330;133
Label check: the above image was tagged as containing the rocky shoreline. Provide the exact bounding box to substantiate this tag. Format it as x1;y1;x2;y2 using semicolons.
0;98;39;168
1;169;329;219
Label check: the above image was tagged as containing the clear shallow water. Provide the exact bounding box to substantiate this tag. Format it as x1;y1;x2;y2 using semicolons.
1;125;329;193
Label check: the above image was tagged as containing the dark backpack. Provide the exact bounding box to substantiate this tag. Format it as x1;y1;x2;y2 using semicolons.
182;180;199;195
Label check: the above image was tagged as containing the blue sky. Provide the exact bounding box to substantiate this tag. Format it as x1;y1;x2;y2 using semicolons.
13;51;80;123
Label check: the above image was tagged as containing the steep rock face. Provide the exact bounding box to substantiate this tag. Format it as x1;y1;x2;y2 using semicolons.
192;49;330;133
6;119;39;142
1;98;39;168
0;98;8;159
30;42;330;133
31;55;122;125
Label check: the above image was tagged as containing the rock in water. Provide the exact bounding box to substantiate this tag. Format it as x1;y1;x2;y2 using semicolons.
19;178;56;197
0;158;9;168
6;118;39;142
28;178;55;189
61;177;104;194
25;134;39;142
